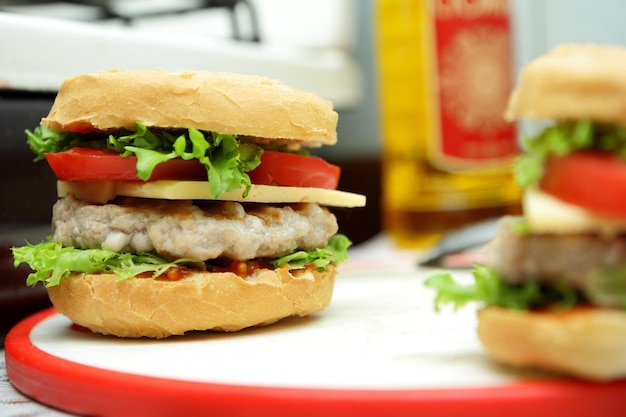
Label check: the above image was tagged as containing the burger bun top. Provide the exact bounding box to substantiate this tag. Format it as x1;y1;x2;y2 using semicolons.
506;43;626;126
42;69;338;147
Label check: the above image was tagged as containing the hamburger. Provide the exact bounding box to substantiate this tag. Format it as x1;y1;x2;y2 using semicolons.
12;69;365;338
425;44;626;380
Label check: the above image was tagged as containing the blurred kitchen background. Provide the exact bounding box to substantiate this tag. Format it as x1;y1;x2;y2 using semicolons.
1;0;626;340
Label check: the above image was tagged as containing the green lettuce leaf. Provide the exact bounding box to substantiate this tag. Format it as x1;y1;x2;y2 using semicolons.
25;125;106;161
110;126;262;198
269;234;352;271
584;265;626;309
11;240;198;287
424;264;580;312
514;120;626;187
25;122;263;198
12;234;351;288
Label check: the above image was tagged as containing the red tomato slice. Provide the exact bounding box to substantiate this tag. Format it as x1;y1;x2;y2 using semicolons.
45;148;341;189
539;151;626;218
45;148;207;182
248;151;341;189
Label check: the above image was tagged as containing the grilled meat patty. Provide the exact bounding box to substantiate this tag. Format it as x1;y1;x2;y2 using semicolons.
486;217;626;289
52;195;338;261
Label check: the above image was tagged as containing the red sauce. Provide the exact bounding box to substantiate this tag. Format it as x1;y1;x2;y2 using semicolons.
70;323;93;333
136;267;195;281
158;267;196;281
135;260;274;281
212;259;273;278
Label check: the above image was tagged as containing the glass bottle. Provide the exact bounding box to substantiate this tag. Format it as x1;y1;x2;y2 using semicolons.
375;0;522;248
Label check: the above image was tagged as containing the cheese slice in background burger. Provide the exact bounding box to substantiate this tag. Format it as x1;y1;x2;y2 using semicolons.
12;69;365;338
425;44;626;380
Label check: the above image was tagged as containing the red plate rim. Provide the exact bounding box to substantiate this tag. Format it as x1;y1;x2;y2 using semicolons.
5;307;626;417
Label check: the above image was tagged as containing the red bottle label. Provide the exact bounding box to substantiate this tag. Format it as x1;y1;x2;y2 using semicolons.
430;0;517;169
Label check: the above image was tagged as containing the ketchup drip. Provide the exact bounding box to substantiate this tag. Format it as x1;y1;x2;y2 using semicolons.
137;259;274;281
211;259;273;278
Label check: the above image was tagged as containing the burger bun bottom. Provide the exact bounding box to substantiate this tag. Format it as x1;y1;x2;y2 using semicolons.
477;306;626;380
46;265;335;338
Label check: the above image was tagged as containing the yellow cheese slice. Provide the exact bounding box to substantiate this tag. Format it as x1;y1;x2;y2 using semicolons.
58;180;367;208
524;186;626;236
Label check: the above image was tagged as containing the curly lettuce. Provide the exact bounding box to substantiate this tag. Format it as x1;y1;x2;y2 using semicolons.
26;124;106;160
269;234;352;271
25;122;263;198
425;263;626;311
583;266;626;309
12;234;352;288
424;264;580;312
11;241;193;287
514;120;626;187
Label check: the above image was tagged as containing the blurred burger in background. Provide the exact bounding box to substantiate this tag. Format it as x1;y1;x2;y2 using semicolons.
426;44;626;380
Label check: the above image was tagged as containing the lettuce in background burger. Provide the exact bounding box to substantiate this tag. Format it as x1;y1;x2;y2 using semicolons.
425;44;626;380
12;69;365;338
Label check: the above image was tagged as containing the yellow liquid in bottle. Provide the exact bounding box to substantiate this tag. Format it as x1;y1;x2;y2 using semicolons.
376;0;522;248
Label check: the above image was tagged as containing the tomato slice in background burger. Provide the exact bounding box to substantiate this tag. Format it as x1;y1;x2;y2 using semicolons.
539;151;626;218
45;148;341;189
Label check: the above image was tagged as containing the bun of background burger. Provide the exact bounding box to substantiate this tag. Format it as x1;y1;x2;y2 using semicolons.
478;44;626;379
425;44;626;380
12;69;365;338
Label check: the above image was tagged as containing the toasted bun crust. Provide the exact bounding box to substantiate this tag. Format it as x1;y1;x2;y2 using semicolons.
42;69;338;146
477;306;626;380
506;44;626;125
46;265;336;338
